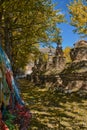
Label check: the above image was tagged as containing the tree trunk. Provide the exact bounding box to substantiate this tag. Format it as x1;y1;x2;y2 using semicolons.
0;10;3;46
4;17;12;60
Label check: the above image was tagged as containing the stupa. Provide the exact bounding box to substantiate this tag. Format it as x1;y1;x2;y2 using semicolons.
60;40;87;93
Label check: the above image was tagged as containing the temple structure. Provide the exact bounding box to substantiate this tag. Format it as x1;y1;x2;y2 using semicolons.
60;40;87;94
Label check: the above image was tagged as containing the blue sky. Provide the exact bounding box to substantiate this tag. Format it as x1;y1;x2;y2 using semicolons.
52;0;87;48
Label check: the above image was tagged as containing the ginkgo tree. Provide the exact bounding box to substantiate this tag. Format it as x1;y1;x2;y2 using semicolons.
63;47;72;63
68;0;87;36
0;0;65;73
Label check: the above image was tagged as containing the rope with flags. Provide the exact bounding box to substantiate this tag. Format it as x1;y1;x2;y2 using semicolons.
0;47;32;130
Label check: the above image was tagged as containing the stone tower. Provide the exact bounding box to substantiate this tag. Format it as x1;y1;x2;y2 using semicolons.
70;40;87;61
53;43;66;70
60;40;87;93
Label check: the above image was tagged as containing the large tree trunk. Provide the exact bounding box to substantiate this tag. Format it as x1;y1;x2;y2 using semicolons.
0;10;3;46
4;16;12;60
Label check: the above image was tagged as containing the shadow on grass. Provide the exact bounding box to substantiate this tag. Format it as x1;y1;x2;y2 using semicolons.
18;79;87;130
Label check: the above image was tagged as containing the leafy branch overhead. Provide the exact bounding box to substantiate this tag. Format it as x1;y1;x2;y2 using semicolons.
68;0;87;36
0;0;65;71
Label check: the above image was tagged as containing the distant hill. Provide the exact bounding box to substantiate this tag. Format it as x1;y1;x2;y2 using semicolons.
40;47;55;55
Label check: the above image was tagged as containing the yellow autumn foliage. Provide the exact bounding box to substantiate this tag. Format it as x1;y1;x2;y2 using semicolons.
68;0;87;35
63;47;72;63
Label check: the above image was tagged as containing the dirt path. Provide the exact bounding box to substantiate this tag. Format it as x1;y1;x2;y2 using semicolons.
19;79;87;130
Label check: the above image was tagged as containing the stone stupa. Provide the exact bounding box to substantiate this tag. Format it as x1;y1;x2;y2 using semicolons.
60;40;87;93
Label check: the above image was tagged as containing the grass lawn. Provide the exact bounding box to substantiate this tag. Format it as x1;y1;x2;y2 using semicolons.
19;79;87;130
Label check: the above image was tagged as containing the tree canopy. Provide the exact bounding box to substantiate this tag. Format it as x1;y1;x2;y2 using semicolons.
68;0;87;36
0;0;65;72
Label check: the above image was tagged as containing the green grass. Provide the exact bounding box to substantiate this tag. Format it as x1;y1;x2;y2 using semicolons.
19;79;87;130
